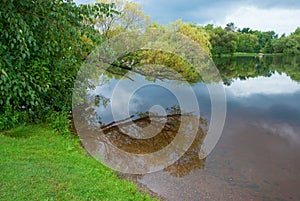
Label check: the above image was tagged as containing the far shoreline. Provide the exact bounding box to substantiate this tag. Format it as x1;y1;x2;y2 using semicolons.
218;52;286;58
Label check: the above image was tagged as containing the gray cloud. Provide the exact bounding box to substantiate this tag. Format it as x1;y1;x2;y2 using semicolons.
137;0;240;24
74;0;300;33
75;0;300;23
135;0;300;24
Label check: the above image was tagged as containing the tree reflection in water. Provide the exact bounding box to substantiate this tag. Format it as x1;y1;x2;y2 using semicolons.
101;109;208;178
74;102;208;177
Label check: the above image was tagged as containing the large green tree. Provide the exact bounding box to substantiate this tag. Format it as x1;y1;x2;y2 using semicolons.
168;20;212;55
204;25;237;57
253;30;277;53
284;28;300;55
236;33;259;53
0;0;116;129
272;27;300;55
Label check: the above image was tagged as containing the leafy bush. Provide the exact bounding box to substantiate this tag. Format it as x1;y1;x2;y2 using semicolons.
0;0;118;130
0;106;31;130
46;111;71;136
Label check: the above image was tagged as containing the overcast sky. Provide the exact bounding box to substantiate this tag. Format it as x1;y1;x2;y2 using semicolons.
76;0;300;35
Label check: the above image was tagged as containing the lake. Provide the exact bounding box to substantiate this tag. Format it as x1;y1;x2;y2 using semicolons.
74;55;300;201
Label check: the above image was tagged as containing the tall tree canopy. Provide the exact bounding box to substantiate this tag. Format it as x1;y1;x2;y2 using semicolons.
93;0;150;38
0;0;117;129
168;20;211;55
204;24;237;57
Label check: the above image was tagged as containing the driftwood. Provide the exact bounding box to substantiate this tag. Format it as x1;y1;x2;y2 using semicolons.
100;112;195;132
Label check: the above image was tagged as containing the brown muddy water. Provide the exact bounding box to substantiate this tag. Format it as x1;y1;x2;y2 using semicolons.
74;56;300;201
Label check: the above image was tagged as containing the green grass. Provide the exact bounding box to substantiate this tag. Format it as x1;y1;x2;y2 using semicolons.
233;52;263;57
219;52;284;57
0;125;155;201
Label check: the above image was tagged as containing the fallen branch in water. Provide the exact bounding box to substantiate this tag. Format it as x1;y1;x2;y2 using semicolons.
100;112;195;132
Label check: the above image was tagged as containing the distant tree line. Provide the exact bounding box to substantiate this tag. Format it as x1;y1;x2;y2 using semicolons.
203;22;300;57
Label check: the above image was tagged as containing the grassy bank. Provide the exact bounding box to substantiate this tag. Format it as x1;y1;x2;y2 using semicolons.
219;52;284;57
0;125;154;201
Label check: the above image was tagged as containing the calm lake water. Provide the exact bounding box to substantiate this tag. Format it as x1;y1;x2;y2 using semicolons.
75;56;300;201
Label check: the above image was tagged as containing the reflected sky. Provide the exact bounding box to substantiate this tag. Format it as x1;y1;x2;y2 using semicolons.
224;71;300;147
225;72;300;120
94;73;202;126
226;72;300;97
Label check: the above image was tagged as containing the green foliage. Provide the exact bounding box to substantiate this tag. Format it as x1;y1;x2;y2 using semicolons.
272;36;287;53
272;28;300;55
119;49;203;83
283;34;300;55
204;24;299;56
254;30;277;53
46;111;71;136
236;33;259;53
0;105;32;130
204;25;237;57
237;27;253;34
0;0;118;130
169;20;212;55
